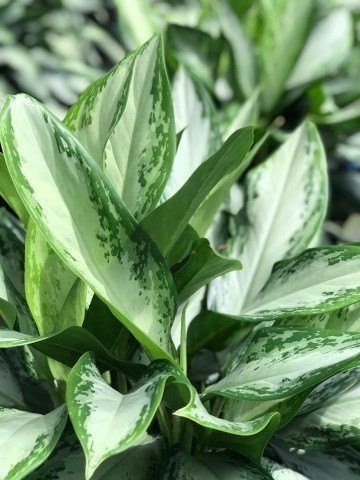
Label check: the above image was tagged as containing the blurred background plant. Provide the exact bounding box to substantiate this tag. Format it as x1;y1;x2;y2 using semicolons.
1;0;359;239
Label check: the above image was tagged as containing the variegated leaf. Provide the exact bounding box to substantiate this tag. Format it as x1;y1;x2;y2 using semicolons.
274;382;360;451
157;449;273;479
204;326;360;400
163;67;221;200
287;9;353;89
208;123;327;316
27;434;163;480
0;94;177;360
25;218;87;336
0;405;67;480
66;36;175;219
240;245;360;321
66;353;173;479
174;386;280;462
274;445;360;480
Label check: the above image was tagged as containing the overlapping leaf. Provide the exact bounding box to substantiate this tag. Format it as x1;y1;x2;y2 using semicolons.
0;94;177;360
0;405;67;480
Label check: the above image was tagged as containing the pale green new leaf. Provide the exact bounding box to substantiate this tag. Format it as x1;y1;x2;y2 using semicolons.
240;245;360;321
208;122;328;316
259;0;313;111
0;94;177;360
275;382;360;451
66;36;175;219
287;9;353;89
205;326;360;400
0;405;67;480
66;353;172;479
141;128;253;257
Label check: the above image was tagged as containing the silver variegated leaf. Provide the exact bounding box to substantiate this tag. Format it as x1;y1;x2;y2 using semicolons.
208;122;327;316
205;326;360;400
274;381;360;451
66;35;175;219
0;405;67;480
0;94;177;361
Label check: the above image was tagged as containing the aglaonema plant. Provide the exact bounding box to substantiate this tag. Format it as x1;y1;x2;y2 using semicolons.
0;34;359;480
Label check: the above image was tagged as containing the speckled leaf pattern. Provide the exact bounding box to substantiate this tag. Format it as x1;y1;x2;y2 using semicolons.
205;326;360;400
274;381;360;451
240;245;360;321
0;94;177;360
208;123;328;316
158;449;273;479
66;353;174;479
66;36;175;219
163;67;221;200
274;445;360;480
25;218;87;338
27;434;163;480
0;405;67;480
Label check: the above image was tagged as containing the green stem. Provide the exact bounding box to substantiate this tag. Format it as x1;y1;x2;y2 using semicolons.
157;403;173;445
180;303;188;375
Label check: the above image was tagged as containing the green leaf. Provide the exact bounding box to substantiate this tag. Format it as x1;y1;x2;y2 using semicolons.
141;128;253;257
208;122;328;316
25;218;87;336
287;9;353;90
0;350;28;410
219;2;256;98
0;327;144;379
173;238;242;304
174;386;280;462
0;94;177;361
0;153;29;224
66;36;175;219
274;381;360;451
276;302;360;333
274;445;360;480
27;434;163;480
239;245;360;321
0;405;67;480
166;25;221;92
164;67;221;200
259;0;313;112
204;326;360;400
223;91;260;140
157;449;273;479
66;353;173;479
187;311;252;355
